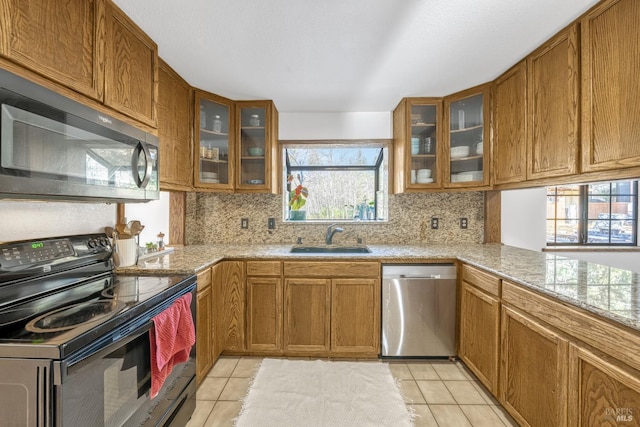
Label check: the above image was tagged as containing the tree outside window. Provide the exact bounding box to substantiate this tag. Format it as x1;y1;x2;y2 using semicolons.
282;142;388;222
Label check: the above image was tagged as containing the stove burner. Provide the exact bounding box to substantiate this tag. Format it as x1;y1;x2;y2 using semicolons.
0;307;39;329
26;300;126;333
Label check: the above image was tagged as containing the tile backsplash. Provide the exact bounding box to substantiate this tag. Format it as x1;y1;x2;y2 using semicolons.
185;192;484;245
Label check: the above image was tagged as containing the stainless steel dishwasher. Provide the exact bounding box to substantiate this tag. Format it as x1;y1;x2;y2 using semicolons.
381;264;457;358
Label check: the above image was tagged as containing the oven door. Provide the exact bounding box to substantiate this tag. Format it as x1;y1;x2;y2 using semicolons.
55;296;196;427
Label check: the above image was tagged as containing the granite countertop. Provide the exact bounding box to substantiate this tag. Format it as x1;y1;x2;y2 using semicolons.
117;243;640;333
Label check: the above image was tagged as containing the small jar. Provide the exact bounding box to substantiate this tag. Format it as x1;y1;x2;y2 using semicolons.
212;115;222;133
249;114;260;127
156;232;165;251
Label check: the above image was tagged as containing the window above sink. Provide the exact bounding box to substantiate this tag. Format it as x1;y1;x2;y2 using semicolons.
281;140;390;223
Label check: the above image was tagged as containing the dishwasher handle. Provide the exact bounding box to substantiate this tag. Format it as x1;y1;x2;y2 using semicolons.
398;274;441;279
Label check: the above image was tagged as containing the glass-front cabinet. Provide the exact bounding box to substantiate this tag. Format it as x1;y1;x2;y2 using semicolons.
235;100;278;193
444;85;490;188
392;98;442;192
194;91;234;190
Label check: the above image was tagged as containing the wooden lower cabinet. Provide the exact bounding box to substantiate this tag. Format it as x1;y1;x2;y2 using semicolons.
284;278;331;353
247;276;282;353
331;278;380;354
459;281;500;394
500;305;569;427
213;261;245;354
195;268;213;384
569;343;640;426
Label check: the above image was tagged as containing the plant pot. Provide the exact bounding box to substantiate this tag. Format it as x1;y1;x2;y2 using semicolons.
289;210;307;221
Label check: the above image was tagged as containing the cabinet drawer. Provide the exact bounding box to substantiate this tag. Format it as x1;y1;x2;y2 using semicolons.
462;264;501;296
196;267;212;292
284;262;379;278
246;261;281;277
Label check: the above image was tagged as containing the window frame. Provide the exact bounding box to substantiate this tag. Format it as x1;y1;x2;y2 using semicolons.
546;181;638;246
280;140;390;223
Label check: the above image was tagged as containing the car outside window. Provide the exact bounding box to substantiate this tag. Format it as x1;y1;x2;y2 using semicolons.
547;181;638;246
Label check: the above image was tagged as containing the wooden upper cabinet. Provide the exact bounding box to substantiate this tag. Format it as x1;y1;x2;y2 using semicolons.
444;84;491;188
492;61;527;185
158;59;192;191
392;98;443;192
527;24;579;180
194;90;235;191
104;1;158;127
581;0;640;173
0;0;105;100
235;100;279;193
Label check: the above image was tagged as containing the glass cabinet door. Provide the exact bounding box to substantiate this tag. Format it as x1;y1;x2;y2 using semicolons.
446;89;488;187
409;102;439;187
196;94;232;189
236;103;269;190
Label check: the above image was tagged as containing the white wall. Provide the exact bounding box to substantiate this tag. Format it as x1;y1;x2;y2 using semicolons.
279;112;392;140
501;187;547;251
123;191;171;245
500;187;640;273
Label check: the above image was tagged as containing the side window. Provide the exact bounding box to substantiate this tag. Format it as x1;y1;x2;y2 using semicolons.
547;181;638;245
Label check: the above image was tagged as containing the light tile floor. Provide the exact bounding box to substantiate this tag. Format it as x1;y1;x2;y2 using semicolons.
185;356;519;427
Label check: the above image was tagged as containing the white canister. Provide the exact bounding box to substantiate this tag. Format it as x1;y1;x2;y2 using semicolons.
117;238;138;267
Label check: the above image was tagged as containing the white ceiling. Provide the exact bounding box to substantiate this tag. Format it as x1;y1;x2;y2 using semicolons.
113;0;599;113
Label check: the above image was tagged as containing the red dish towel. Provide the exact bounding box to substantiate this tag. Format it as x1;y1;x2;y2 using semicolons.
150;293;195;399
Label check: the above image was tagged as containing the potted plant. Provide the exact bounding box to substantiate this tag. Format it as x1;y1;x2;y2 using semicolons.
288;174;308;220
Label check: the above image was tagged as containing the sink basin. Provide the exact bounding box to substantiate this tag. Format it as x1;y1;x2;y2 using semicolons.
290;246;371;254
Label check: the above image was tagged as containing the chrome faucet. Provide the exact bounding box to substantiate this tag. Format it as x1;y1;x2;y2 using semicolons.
325;223;344;245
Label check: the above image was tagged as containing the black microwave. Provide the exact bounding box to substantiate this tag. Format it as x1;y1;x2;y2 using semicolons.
0;68;159;202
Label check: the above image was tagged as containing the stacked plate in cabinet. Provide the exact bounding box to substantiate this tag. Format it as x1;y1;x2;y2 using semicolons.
201;172;220;184
416;169;433;184
451;171;482;182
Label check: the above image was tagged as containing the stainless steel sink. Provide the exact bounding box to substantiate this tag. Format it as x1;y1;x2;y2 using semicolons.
289;246;371;254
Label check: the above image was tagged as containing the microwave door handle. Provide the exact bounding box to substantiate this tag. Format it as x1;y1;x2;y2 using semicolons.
131;141;152;189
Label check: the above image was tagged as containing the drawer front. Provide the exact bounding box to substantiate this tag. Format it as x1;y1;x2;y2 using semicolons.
284;261;380;278
246;261;281;276
196;267;212;292
462;264;501;296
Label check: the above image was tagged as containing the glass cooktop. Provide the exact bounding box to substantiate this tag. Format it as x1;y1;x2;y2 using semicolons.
0;274;193;358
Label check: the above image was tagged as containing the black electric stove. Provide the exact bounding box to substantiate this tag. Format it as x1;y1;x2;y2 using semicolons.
0;233;195;359
0;233;198;426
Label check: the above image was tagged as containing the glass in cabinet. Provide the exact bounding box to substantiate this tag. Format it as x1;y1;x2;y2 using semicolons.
445;87;490;187
409;102;440;187
195;92;233;189
236;101;275;191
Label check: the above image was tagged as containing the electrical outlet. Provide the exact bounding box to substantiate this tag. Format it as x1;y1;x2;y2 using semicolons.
268;218;276;229
460;218;468;229
431;218;439;229
241;218;249;229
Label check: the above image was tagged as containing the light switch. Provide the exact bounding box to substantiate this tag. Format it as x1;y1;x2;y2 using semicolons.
241;218;249;229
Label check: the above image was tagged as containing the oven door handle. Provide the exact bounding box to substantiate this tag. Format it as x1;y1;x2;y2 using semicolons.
63;318;152;378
